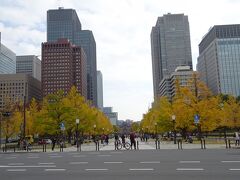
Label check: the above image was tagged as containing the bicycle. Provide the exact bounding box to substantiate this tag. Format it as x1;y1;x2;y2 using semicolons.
115;140;131;150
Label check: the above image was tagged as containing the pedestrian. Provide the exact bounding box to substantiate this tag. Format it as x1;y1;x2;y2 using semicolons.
105;135;109;145
52;137;56;151
130;132;136;150
121;134;125;144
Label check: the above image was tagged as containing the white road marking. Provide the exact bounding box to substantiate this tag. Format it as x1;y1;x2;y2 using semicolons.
38;163;55;165
45;169;66;171
177;168;204;171
0;165;56;168
229;169;240;171
104;162;123;164
222;161;240;163
6;157;17;159
85;169;108;171
179;161;200;163
129;168;154;171
73;155;86;158
98;155;111;157
7;169;26;172
69;162;88;164
140;161;160;164
27;157;39;159
49;156;62;158
8;163;24;166
48;153;59;156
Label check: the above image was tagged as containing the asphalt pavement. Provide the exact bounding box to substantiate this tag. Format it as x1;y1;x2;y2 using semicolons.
1;149;240;180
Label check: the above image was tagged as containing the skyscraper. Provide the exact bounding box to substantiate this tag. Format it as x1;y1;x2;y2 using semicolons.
0;32;16;74
197;24;240;96
97;70;103;110
42;38;87;98
151;13;192;99
16;55;41;81
47;8;97;106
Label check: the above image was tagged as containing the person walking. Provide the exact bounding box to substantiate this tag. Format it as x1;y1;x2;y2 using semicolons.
52;137;56;151
121;134;126;147
130;132;136;150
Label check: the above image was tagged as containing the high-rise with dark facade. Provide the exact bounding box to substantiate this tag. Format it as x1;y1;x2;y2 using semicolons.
47;8;97;106
151;13;192;99
197;24;240;96
42;39;87;99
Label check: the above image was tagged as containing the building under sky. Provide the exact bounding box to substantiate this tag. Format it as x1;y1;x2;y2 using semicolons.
151;13;192;99
197;24;240;97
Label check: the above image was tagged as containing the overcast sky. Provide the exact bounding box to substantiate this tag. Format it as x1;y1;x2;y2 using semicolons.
0;0;240;121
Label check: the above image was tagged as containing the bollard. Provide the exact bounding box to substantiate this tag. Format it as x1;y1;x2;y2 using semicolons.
114;141;117;150
203;139;206;149
98;141;100;151
228;139;231;148
14;146;15;152
200;139;203;149
137;141;139;150
158;140;160;149
155;140;158;150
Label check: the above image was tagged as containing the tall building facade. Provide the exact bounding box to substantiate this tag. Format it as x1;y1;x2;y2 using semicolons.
151;13;192;99
103;107;118;125
97;71;103;110
197;24;240;96
47;8;97;106
0;74;41;109
16;55;41;81
41;39;87;99
0;33;16;74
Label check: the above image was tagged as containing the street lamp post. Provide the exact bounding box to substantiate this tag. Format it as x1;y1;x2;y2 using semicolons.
154;122;157;140
172;115;176;144
76;119;79;151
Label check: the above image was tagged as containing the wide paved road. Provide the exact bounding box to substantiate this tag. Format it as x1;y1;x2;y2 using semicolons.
0;149;240;180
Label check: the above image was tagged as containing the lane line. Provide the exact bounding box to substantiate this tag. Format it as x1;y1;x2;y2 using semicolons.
69;162;88;164
8;163;24;166
140;161;160;164
129;168;154;171
48;153;59;156
69;153;81;155
49;156;62;158
229;169;240;171
222;161;240;163
177;168;204;171
0;165;56;168
6;157;17;159
7;169;26;172
73;155;86;158
85;169;108;171
179;161;200;163
45;169;66;171
38;163;55;165
27;157;39;159
104;162;123;164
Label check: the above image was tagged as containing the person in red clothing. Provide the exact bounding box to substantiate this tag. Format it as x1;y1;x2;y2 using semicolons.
130;132;136;150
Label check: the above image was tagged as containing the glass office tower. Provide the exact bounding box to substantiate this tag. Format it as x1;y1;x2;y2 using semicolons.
197;24;240;96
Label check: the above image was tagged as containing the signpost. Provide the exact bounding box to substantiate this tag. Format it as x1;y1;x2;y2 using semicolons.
194;114;200;124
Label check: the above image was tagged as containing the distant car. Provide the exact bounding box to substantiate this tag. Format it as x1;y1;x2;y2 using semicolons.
38;139;52;144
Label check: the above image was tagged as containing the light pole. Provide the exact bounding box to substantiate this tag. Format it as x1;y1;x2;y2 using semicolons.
93;124;96;137
154;122;157;140
76;119;79;151
172;115;176;144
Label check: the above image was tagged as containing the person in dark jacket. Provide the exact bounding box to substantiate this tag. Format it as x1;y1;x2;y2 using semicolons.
130;132;136;150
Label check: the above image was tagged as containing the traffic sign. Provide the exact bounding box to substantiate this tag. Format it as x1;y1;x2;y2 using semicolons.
60;122;65;131
194;114;200;124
